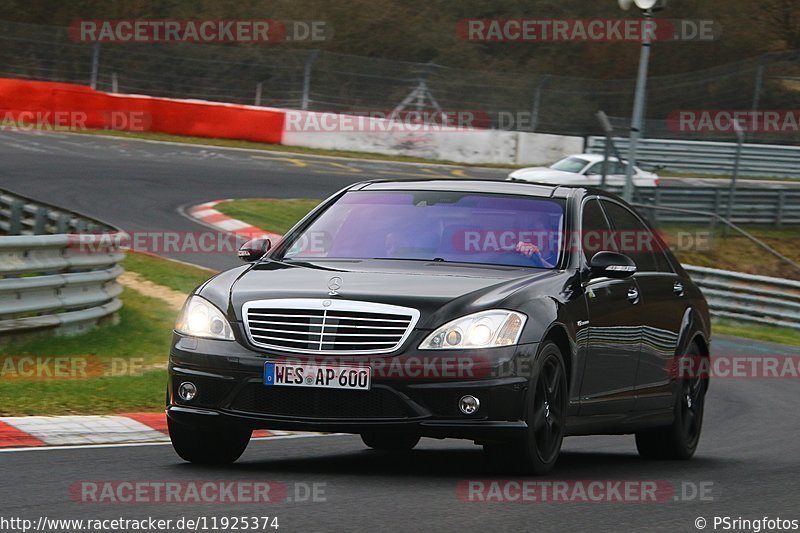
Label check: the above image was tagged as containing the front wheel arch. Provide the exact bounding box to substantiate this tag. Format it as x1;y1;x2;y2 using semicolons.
540;324;574;395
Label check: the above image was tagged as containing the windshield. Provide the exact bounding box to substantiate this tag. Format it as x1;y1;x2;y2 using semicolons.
280;191;565;268
550;157;589;174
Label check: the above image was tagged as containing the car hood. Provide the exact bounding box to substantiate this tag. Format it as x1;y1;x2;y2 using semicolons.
202;260;556;329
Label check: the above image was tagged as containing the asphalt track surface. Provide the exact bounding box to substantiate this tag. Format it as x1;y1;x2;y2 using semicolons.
1;129;799;532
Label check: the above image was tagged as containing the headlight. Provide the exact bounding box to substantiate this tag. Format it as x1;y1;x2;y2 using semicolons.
419;310;526;350
175;296;234;340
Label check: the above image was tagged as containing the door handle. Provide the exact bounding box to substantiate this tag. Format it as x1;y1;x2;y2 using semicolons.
673;282;685;297
627;287;640;304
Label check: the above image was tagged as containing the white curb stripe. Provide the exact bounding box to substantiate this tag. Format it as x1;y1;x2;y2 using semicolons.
186;199;283;243
1;416;167;446
0;432;346;453
217;218;253;231
191;208;221;218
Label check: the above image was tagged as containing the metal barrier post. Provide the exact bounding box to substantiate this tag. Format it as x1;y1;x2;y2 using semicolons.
9;200;23;235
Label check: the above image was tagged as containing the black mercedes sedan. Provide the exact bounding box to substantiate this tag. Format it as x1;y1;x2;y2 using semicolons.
167;180;710;474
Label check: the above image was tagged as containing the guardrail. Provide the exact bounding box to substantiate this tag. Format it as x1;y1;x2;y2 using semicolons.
586;136;800;179
684;265;800;330
0;190;126;337
1;192;108;235
608;186;800;225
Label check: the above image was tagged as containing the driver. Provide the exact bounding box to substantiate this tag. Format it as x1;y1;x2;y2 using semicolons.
512;216;556;268
514;241;555;268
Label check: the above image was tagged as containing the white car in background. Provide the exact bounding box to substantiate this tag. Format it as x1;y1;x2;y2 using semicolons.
507;154;660;188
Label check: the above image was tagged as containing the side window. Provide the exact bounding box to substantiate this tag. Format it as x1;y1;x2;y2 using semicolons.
584;163;602;175
600;201;661;273
587;161;625;176
581;198;614;263
634;214;675;273
652;237;674;272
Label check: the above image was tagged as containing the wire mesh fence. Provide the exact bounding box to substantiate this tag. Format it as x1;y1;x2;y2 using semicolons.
1;19;799;142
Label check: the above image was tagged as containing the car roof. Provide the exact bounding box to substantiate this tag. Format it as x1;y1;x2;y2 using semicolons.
564;153;620;164
353;179;579;199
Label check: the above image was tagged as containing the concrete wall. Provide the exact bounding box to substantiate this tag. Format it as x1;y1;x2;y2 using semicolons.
282;110;583;166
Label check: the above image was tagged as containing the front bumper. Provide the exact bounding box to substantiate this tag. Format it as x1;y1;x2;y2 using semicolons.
167;333;537;442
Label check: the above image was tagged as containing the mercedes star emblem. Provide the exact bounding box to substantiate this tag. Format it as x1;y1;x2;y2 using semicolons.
328;276;343;296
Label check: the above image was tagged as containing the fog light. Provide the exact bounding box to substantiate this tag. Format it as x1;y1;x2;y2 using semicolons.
459;395;480;415
178;381;197;402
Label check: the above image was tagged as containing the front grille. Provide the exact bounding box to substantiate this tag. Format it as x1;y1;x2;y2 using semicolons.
230;383;414;419
243;299;420;354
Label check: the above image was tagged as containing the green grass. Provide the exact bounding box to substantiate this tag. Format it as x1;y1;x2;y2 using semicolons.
216;199;321;234
661;224;800;281
0;288;174;415
2;288;176;366
0;370;167;416
713;319;800;347
0;252;217;416
123;251;215;293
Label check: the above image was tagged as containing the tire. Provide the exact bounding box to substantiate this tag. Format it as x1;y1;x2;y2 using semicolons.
168;416;252;464
636;341;708;460
484;341;568;475
361;432;420;451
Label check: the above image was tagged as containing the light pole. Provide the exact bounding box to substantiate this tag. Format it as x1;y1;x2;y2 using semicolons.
618;0;666;202
725;118;745;231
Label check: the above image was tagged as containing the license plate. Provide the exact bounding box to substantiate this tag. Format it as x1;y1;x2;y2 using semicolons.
264;362;371;390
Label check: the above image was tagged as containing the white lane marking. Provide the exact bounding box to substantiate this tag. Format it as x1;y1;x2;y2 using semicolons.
0;131;106;158
0;432;347;453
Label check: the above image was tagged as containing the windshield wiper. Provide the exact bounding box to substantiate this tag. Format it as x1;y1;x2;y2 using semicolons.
369;257;447;263
256;256;346;272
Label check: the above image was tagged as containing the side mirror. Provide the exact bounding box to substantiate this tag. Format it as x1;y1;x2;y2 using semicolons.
238;238;271;262
589;251;637;279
